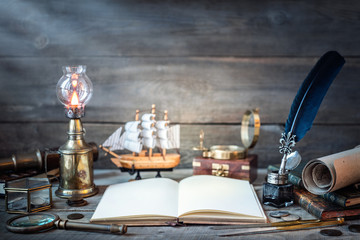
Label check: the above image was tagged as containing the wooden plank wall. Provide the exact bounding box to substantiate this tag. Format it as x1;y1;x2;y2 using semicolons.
0;0;359;169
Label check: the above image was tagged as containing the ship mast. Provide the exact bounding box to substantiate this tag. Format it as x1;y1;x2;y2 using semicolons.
133;109;140;157
148;104;156;159
162;110;168;158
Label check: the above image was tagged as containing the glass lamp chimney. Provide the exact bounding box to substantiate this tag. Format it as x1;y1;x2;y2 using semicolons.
56;65;93;118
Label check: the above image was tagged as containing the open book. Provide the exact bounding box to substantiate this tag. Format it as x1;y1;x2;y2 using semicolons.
91;175;266;225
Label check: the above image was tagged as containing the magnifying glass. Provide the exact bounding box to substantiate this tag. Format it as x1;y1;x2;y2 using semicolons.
6;213;127;234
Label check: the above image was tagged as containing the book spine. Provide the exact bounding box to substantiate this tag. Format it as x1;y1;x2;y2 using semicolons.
294;189;323;219
322;192;347;208
321;208;360;220
267;165;302;187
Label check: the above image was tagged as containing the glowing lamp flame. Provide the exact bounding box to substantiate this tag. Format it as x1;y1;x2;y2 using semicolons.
70;91;80;106
57;66;92;118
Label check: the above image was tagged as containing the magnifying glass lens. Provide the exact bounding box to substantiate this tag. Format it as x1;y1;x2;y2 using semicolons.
10;214;56;227
6;213;59;233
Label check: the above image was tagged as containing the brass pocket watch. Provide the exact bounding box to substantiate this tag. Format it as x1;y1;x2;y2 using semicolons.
193;109;260;160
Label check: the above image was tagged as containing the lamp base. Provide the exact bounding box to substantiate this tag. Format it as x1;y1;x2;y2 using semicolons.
55;118;98;199
55;185;98;199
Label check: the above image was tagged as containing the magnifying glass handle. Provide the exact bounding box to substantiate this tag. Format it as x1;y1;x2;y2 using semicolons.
55;219;127;234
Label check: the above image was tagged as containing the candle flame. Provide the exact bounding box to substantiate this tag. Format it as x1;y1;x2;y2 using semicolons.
70;91;79;106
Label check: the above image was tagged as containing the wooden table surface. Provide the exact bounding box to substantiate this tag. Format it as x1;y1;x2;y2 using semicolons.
1;169;360;240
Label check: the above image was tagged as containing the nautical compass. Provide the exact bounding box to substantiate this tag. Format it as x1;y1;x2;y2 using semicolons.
195;109;260;160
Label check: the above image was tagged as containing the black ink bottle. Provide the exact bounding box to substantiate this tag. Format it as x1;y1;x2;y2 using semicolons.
263;172;294;208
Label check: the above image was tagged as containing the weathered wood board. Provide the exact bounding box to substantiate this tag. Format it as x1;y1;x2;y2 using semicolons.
0;57;359;124
0;0;360;57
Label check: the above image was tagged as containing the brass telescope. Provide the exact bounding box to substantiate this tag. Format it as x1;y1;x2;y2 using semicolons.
0;143;98;173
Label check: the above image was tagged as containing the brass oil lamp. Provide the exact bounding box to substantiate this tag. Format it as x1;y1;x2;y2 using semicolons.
55;65;98;199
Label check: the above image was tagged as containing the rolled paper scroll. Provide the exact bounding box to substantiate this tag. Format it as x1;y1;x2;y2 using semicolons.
302;147;360;195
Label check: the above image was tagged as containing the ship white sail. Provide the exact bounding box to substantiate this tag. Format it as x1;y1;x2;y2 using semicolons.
167;124;180;149
141;114;156;149
101;127;123;151
123;121;142;153
156;122;180;150
141;113;155;122
156;121;168;129
102;111;180;154
125;121;141;132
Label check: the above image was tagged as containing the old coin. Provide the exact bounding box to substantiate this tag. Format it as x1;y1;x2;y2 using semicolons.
319;229;342;236
349;224;360;233
281;214;300;221
67;213;85;220
270;211;290;218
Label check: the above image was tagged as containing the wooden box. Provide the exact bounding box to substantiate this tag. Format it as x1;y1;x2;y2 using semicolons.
192;155;258;183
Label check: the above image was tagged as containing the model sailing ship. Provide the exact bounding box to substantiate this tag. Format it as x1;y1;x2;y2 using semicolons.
100;105;180;179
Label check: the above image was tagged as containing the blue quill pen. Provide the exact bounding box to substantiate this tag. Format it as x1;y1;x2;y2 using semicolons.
278;51;345;175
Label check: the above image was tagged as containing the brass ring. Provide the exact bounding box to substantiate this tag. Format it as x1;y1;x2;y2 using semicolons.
241;108;260;149
6;213;59;233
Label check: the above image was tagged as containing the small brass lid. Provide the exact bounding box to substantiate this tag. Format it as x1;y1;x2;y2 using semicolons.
206;145;247;160
202;109;260;160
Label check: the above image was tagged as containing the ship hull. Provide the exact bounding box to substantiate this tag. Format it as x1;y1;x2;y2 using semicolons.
110;153;180;170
